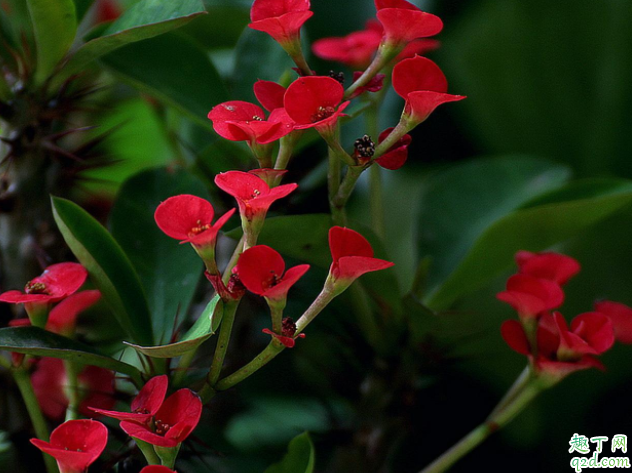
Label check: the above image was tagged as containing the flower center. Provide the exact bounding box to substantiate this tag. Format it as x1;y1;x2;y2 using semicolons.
24;281;48;295
281;317;297;338
188;219;211;237
133;407;150;415
267;271;282;288
252;115;263;121
311;106;335;123
250;189;261;199
154;419;171;436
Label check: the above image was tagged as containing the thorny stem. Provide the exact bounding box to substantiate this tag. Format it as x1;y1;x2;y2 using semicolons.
419;368;546;473
13;368;59;473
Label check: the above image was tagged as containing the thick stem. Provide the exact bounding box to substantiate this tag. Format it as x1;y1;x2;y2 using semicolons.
373;120;411;159
13;368;59;473
275;132;302;171
207;301;239;386
419;370;545;473
63;360;81;422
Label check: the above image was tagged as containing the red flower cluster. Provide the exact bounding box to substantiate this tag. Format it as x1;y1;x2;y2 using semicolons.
31;419;108;473
498;251;632;382
249;0;313;46
90;375;202;448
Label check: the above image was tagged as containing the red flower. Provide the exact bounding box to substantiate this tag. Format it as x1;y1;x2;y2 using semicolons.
9;290;101;336
501;311;614;382
30;419;108;473
31;357;115;420
141;467;177;473
154;195;235;248
208;101;293;145
283;76;351;133
263;317;305;348
328;227;394;289
375;0;443;47
594;300;632;344
253;80;287;112
392;55;465;125
248;168;288;187
348;71;385;100
0;263;87;305
120;389;202;448
374;127;412;170
249;0;313;45
515;250;581;286
236;245;309;301
497;274;564;319
214;171;297;221
90;375;168;425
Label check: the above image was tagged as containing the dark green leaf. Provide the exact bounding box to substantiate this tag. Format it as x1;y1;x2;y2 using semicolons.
124;295;222;358
425;178;632;310
110;167;208;344
101;31;227;127
0;327;142;384
27;0;77;83
51;196;153;345
264;432;315;473
181;0;249;50
61;0;206;77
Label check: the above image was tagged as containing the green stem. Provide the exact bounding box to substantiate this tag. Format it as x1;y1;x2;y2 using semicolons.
365;101;385;238
222;235;245;285
373;119;411;159
283;40;313;77
63;360;81;422
419;371;545;473
344;44;401;100
207;301;239;386
215;341;285;391
136;438;161;466
294;286;336;334
13;368;58;473
269;302;284;335
275;132;301;171
331;166;364;218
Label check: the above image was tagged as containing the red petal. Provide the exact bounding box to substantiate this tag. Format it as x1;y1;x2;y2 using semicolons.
120;421;178;448
329;226;374;263
77;365;116;418
500;319;530;355
31;358;68;420
140;467;177;473
156;389;202;444
208;101;266;141
215;171;271;202
594;300;632;344
392;56;448;98
249;168;288;187
254;80;287;112
496;274;564;317
335;256;394;281
0;290;54;304
284;76;344;126
132;375;169;416
47;290;101;335
30;419;107;473
236;245;287;295
262;328;306;348
375;127;412;170
397;39;441;61
263;264;310;300
375;0;419;10
515;251;581;285
376;7;442;44
154;195;215;241
405;91;466;123
250;0;311;21
312;29;382;68
570;312;615;354
249;11;313;44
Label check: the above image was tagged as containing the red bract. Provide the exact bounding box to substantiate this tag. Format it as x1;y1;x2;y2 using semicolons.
208;101;292;145
154;195;235;248
236;245;309;301
214;171;297;221
348;71;385;99
328;227;394;286
312;23;383;68
141;467;177;473
556;311;614;356
120;389;202;448
392;55;465;125
375;0;443;46
90;375;168;425
374;127;412;170
249;0;313;45
32;358;115;420
283;76;350;133
253;80;287;112
0;263;87;305
515;250;581;286
594;300;632;344
30;419;108;473
249;168;288;187
496;274;564;319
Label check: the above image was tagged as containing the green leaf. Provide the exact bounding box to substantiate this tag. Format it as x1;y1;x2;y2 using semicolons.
27;0;77;83
124;295;222;359
425;177;632;310
264;432;315;473
110;167;209;344
0;327;142;384
61;0;206;77
72;0;94;22
100;31;227;127
51;196;153;346
417;156;571;295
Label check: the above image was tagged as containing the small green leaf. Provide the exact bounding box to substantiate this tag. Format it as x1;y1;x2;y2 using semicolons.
264;432;315;473
52;196;153;346
61;0;206;77
0;327;142;384
100;31;227;127
124;296;222;359
110;167;209;344
27;0;77;83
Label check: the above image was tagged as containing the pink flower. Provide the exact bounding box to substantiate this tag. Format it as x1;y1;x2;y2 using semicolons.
392;55;465;125
214;171;297;221
497;274;565;319
0;263;87;305
235;245;309;302
249;0;313;46
515;251;581;286
154;195;235;248
31;419;108;473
